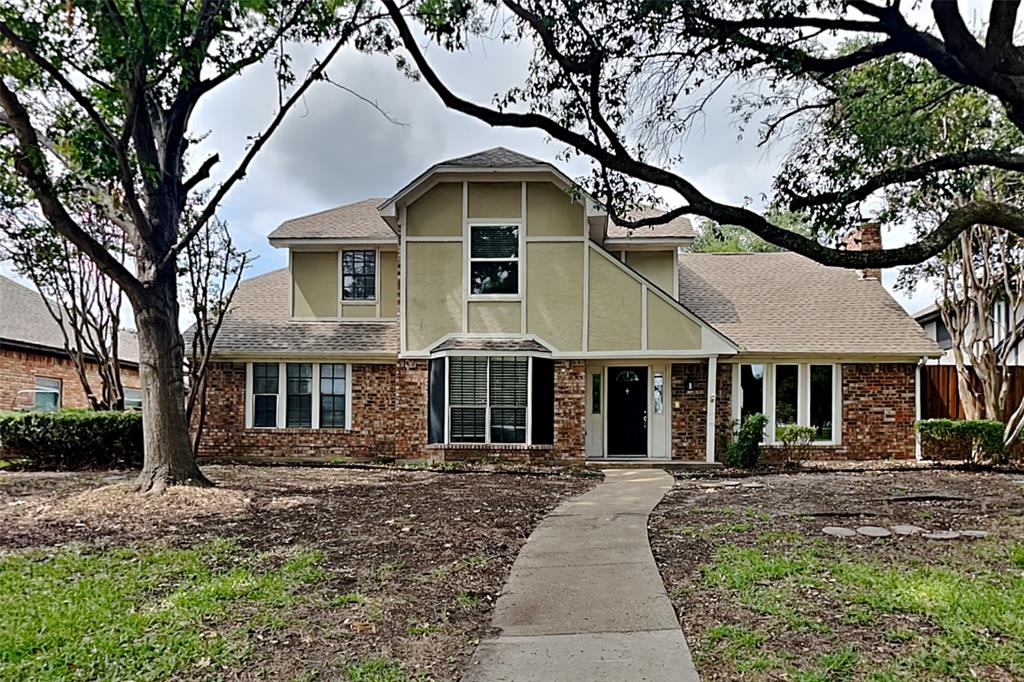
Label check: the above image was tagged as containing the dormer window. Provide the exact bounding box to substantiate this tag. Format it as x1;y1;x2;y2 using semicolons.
342;250;376;301
470;225;519;295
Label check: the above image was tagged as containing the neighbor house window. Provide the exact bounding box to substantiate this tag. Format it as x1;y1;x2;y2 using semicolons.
470;225;519;295
319;363;347;428
449;356;488;442
809;365;835;441
739;364;764;422
342;250;376;301
287;363;313;428
774;364;799;430
123;387;142;410
489;357;528;443
34;377;61;412
252;363;279;427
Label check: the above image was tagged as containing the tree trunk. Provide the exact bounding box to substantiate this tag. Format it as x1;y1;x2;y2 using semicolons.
133;269;212;494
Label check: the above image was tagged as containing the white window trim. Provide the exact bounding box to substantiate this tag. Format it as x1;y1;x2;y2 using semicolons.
34;376;62;411
466;220;524;301
444;355;532;445
734;362;842;446
245;362;352;431
341;248;379;304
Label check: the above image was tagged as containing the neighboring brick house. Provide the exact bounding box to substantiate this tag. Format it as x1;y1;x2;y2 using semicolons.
197;147;940;464
0;275;140;411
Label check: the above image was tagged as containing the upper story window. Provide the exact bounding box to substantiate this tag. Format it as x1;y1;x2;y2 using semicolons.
470;225;519;295
342;250;376;301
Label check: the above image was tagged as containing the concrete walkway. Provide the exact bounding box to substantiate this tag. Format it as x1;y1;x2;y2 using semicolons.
463;469;698;682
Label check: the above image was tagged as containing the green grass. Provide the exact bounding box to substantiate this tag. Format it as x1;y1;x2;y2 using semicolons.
697;538;1024;680
342;657;410;682
0;539;324;681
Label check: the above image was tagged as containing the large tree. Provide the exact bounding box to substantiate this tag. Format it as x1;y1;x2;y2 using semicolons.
381;0;1024;268
0;1;376;492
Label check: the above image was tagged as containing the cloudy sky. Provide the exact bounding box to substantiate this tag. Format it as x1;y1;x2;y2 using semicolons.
2;21;940;324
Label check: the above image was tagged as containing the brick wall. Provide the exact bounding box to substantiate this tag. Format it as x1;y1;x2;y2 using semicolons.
0;347;140;410
670;361;732;461
196;361;398;460
553;359;586;460
394;359;428;459
673;361;917;462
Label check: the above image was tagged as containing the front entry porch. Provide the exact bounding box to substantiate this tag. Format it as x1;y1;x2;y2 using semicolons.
584;358;722;462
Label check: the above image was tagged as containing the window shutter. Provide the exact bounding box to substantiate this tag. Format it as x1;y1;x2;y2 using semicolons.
428;358;446;444
531;358;554;445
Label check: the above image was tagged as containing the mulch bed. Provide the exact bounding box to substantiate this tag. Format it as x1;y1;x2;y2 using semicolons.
649;468;1024;680
0;465;595;680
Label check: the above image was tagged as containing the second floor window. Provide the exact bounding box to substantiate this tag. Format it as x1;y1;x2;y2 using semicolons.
342;250;376;300
470;225;519;295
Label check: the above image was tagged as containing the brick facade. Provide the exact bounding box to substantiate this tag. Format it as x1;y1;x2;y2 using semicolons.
0;346;140;411
197;362;399;460
196;357;918;463
670;360;917;462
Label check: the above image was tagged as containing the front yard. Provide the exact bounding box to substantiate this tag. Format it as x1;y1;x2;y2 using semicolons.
650;469;1024;681
0;465;594;681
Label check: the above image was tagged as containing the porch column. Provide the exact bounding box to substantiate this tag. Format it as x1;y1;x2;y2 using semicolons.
705;355;717;463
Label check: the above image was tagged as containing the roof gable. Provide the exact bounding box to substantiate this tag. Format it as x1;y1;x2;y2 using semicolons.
268;197;396;243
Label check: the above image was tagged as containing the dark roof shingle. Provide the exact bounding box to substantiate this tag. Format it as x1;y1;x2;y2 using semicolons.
607;207;695;240
267;198;396;242
440;147;549;168
676;252;939;356
211;269;398;356
0;275;139;362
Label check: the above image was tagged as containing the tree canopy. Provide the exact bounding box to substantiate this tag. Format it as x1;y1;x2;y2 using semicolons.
382;0;1024;269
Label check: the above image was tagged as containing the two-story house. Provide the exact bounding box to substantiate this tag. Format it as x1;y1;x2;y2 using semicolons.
197;148;940;463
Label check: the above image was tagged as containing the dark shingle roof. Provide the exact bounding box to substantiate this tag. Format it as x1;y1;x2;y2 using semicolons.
440;147;549;168
677;252;940;356
607;207;695;240
431;337;550;353
0;275;139;362
268;198;396;242
210;269;398;356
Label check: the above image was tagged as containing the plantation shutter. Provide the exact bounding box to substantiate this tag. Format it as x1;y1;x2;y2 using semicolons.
449;357;488;442
531;358;554;445
470;225;518;258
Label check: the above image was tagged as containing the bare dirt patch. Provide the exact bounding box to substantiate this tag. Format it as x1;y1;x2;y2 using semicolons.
0;464;595;680
650;469;1024;680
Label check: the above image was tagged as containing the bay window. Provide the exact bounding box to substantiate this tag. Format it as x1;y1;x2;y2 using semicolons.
286;363;313;428
319;364;347;428
434;355;551;445
252;363;279;428
734;363;840;444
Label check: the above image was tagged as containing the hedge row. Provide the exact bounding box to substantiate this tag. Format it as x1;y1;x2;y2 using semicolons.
915;418;1007;463
0;409;143;470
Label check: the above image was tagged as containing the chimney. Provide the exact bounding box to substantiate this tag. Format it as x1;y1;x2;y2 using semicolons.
843;222;882;280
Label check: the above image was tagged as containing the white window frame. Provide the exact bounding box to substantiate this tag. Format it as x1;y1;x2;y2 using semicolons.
341;248;378;303
733;362;841;446
123;387;143;410
34;376;61;411
245;362;352;431
285;362;314;429
443;355;532;444
466;221;523;300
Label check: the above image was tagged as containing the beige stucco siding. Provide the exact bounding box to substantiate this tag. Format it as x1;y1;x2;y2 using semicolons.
526;182;584;237
626;250;676;294
587;248;642;351
379;251;398;318
526;242;584;351
292;251;338;318
468;301;521;334
406;183;463;237
341;304;376;318
647;294;701;350
406;241;462;350
468;182;521;219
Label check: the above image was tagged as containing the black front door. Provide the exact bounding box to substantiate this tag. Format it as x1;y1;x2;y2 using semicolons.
607;366;648;457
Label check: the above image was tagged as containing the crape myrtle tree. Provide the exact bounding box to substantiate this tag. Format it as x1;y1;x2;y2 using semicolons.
2;204;130;410
0;0;382;493
380;0;1024;268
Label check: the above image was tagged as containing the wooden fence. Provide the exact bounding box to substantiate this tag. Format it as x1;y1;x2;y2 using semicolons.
920;365;1024;420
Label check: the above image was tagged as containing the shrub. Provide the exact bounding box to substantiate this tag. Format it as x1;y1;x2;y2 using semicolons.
0;409;143;470
915;418;1006;463
726;413;767;469
775;424;816;464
